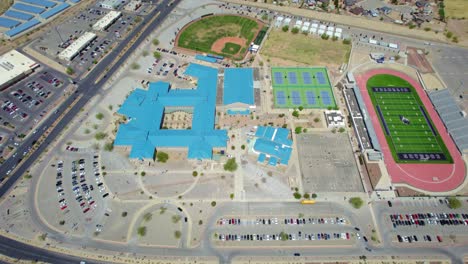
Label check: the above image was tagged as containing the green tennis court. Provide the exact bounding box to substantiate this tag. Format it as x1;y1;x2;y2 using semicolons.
272;67;336;109
366;74;452;164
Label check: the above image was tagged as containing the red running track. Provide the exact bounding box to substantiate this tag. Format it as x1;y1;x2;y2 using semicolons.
356;69;466;192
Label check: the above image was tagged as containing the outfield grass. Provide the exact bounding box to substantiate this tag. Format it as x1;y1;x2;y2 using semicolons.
261;29;351;66
221;43;241;55
177;15;258;57
366;74;452;164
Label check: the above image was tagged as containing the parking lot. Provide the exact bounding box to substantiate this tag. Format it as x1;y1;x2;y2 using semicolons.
46;153;111;234
32;5;136;75
0;69;66;143
212;215;358;246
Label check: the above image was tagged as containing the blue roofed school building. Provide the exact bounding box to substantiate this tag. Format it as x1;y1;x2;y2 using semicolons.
252;126;293;166
222;68;256;115
114;63;228;160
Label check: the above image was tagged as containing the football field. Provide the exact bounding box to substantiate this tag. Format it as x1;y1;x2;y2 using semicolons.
366;74;452;164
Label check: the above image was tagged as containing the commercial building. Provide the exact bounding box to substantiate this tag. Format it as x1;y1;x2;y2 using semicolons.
100;0;122;9
58;32;97;61
92;10;121;31
0;50;39;91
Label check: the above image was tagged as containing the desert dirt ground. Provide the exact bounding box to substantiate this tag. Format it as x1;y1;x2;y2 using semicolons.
0;0;12;15
445;0;468;19
261;29;351;68
447;19;468;46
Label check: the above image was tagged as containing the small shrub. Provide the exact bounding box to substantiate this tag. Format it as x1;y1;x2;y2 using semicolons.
192;171;198;177
211;201;217;207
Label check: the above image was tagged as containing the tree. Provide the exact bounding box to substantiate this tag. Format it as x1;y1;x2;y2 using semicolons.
156;151;169;163
298;106;304;111
211;201;217;207
192;171;198;177
292;110;299;118
334;0;339;8
282;25;289;32
143;213;152;222
104;142;114;151
311;193;317;199
291;27;299;34
66;67;74;75
94;132;106;140
152;38;159;45
447;197;461;209
230;193;234;199
349;197;364;209
342;39;351;45
261;14;268;21
313;117;320;123
153;51;162;59
295;126;302;134
279;231;288;241
241;144;246;150
293;192;302;199
303;193;310;199
172;215;181;223
142;50;149;57
174;231;182;239
438;6;445;21
137;226;146;236
141;171;146;176
95;113;104;120
224;158;238;172
130;62;140;70
338;127;346;133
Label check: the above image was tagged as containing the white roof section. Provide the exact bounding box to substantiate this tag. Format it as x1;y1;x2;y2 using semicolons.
327;26;335;32
309;27;317;33
303;21;311;27
311;23;319;28
100;0;121;9
319;24;326;30
283;18;291;25
326;30;334;36
0;50;38;88
318;29;325;35
295;20;303;27
335;27;343;33
334;32;342;38
58;32;97;61
92;10;121;31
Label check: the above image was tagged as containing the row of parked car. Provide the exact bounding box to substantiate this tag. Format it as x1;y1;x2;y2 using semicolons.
218;232;351;242
218;216;347;226
397;234;442;243
56;160;68;212
390;213;468;228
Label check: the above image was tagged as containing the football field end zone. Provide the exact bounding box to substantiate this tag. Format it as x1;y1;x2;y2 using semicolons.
355;68;466;193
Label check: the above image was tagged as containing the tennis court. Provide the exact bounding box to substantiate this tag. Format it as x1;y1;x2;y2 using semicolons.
272;67;335;109
367;74;452;164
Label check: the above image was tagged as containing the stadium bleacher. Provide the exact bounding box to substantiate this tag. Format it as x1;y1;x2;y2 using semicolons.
40;3;70;19
20;0;57;8
0;17;21;29
4;10;34;21
12;3;45;14
4;18;40;38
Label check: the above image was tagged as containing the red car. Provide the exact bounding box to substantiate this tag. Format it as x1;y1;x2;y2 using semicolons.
83;208;90;213
60;205;67;210
437;236;443;242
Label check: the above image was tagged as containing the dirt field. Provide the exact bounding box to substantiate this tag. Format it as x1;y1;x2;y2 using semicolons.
0;0;12;16
445;0;468;18
211;37;246;55
447;19;468;46
261;29;351;67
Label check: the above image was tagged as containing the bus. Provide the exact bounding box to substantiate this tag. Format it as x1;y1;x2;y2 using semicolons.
301;200;316;205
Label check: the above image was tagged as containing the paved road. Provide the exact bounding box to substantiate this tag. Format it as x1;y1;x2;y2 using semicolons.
0;0;181;262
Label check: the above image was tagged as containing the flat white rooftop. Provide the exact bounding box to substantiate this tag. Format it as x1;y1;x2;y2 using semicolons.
59;32;97;61
93;10;121;31
0;50;38;88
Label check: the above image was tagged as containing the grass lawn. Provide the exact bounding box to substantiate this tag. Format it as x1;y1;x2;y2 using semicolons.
177;15;258;57
221;42;241;55
0;0;13;15
445;0;468;18
261;29;351;66
366;74;452;164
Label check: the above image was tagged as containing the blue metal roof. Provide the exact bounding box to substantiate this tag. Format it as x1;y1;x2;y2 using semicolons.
223;68;254;105
4;18;40;37
253;126;292;166
69;0;80;3
0;17;21;28
4;10;34;21
20;0;56;8
40;3;70;19
195;54;217;63
114;63;228;160
12;3;45;14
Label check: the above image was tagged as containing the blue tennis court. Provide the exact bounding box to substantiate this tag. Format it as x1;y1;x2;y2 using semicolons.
316;72;326;85
274;72;283;84
288;72;298;84
291;91;301;105
306;91;316;105
276;91;286;105
321;91;332;105
302;72;312;84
